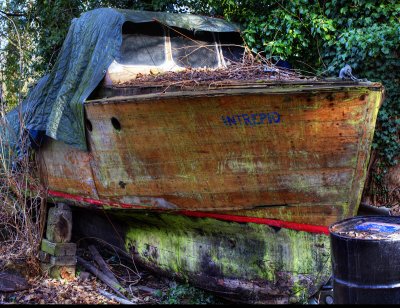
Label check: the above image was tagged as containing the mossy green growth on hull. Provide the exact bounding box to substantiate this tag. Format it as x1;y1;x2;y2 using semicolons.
119;211;331;304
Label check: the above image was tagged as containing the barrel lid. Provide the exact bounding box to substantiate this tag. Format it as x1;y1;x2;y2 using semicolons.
329;216;400;240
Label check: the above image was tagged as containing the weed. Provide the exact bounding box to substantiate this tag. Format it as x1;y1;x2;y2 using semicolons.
161;281;220;305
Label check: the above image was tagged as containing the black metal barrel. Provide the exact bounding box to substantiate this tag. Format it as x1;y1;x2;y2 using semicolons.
329;216;400;304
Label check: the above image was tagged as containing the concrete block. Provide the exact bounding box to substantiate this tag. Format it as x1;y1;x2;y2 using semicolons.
46;204;72;243
50;255;77;266
41;262;76;280
55;203;71;211
50;266;76;281
46;204;72;225
41;239;77;256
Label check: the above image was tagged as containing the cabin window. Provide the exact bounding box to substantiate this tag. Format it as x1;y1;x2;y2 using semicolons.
119;22;165;66
218;32;245;65
170;28;218;68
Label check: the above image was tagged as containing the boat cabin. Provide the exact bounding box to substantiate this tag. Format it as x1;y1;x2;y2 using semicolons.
104;20;245;85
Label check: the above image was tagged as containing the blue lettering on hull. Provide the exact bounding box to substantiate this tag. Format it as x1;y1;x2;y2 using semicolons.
221;112;281;127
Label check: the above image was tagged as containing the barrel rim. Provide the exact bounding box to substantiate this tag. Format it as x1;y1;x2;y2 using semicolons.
329;215;400;241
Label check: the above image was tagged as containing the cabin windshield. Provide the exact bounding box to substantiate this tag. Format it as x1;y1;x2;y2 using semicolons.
219;32;245;65
170;28;219;68
119;22;166;66
104;21;246;87
117;21;244;70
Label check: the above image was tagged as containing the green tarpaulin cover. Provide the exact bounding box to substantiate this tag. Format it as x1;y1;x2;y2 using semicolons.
4;8;240;156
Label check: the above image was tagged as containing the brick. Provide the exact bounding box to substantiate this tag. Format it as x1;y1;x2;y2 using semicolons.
41;239;77;256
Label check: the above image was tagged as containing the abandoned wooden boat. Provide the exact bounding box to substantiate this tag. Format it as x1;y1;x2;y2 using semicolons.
42;79;382;303
8;8;384;304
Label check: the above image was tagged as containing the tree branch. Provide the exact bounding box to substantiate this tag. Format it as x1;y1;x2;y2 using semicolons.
0;10;25;17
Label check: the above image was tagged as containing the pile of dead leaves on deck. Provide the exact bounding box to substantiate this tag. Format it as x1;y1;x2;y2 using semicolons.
117;51;316;91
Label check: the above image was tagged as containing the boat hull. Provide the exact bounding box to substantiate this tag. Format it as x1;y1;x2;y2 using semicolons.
41;82;383;226
72;207;331;304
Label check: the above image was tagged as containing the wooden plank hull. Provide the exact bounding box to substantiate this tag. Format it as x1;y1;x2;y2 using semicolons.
39;82;383;302
41;82;383;226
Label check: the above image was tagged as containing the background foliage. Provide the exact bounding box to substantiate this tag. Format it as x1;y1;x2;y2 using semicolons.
1;0;399;202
